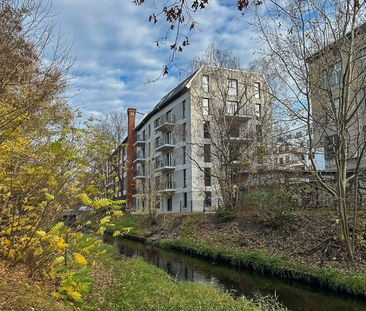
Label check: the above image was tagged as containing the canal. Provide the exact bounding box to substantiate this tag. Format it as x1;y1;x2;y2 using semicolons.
103;235;366;311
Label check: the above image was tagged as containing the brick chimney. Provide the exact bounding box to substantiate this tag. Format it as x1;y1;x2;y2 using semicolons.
126;108;136;210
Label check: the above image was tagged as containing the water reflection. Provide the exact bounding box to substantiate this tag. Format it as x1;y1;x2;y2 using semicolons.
104;235;366;311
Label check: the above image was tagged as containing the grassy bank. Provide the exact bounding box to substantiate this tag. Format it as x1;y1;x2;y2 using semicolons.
157;238;366;298
1;234;281;311
110;213;366;298
79;236;272;311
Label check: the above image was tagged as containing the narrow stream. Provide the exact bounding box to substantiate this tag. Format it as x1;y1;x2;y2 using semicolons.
103;235;366;311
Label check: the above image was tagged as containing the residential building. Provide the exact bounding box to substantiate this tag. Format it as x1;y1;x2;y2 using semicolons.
307;24;366;171
107;65;271;213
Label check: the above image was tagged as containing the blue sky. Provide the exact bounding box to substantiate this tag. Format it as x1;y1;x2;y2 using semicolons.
53;0;262;118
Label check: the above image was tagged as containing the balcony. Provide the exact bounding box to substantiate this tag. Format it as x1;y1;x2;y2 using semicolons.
155;115;176;132
156;158;176;172
228;131;253;144
133;169;145;179
225;107;253;121
133;151;145;163
155;137;175;152
133;134;146;147
158;181;176;193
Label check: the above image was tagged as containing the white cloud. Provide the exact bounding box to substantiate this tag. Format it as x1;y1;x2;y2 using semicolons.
53;0;261;117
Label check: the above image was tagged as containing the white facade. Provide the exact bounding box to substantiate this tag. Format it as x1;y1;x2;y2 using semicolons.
132;66;271;213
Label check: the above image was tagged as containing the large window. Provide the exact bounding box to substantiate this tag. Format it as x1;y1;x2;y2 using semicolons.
203;98;210;115
228;79;238;96
226;101;238;115
182;100;186;118
183;169;187;188
256;125;262;141
254;82;261;99
334;97;340;111
332;62;342;85
203;121;210;139
204;191;212;207
183;146;186;164
202;75;209;92
255;103;261;118
183;123;186;141
204;144;211;162
204;168;211;186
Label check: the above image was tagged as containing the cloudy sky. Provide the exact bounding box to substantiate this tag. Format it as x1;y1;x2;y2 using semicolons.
52;0;262;119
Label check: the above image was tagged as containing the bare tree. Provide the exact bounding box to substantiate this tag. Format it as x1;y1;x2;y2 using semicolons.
132;1;261;77
183;53;272;215
97;111;128;151
254;0;366;258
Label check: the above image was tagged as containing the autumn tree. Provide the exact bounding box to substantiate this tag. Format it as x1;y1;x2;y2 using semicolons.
0;1;124;296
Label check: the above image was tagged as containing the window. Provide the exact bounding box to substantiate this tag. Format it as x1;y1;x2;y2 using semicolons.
332;62;341;85
204;144;211;162
334;97;340;110
228;79;238;96
254;82;261;99
183;169;187;188
183;123;186;141
226;101;238;115
322;69;328;87
202;75;209;92
256;125;262;141
166;110;173;122
204;168;211;186
182;100;186;118
325;135;338;160
148;125;151;139
255;103;261;118
183;146;186;164
147;142;151;157
203;98;210;115
183;192;188;207
361;48;366;71
285;155;290;163
154;118;159;128
204;191;212;207
203;121;210;139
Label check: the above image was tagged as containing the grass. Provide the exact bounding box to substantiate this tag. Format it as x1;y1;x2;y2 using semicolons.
157;239;366;298
77;236;271;311
0;276;71;311
109;214;149;236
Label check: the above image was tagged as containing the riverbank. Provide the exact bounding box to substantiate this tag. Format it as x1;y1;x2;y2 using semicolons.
0;236;279;311
111;208;366;298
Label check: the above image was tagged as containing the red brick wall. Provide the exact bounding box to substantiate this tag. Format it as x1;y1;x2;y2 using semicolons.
126;108;136;209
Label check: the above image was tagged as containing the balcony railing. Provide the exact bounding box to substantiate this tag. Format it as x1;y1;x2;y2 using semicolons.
155;136;176;151
155;114;176;131
133;151;146;163
134;170;145;179
134;134;146;147
156;158;176;170
228;131;254;143
225;107;253;120
158;181;176;192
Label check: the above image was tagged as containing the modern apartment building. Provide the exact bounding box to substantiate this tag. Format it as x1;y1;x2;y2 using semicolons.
107;65;271;213
307;23;366;171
